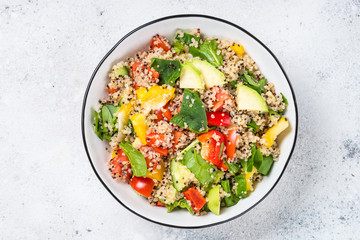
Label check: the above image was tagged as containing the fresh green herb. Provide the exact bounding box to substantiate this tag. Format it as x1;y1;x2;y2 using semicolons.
171;89;207;133
166;198;194;214
280;93;288;105
182;147;221;187
114;66;128;78
189;39;223;67
240;143;256;173
180;139;199;155
94;104;120;140
234;174;247;198
253;149;263;170
221;180;239;207
229;80;238;88
241;73;267;94
202;203;211;212
269;110;281;116
246;120;259;133
224;161;241;175
150;58;181;86
219;142;224;160
173;40;185;53
119;142;147;177
258;155;274;176
176;32;201;45
94;111;102;140
127;119;134;135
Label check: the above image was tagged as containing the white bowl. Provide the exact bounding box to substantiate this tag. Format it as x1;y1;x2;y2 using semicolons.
82;14;298;228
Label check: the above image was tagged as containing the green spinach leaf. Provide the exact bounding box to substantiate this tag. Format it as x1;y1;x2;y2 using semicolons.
94;111;103;140
170;89;207;133
280;92;288;105
176;32;201;45
182;148;221;187
119;142;147;177
234;174;247;198
246;120;259;133
253;149;263;170
224;161;241;175
150;58;182;86
166;198;194;214
173;40;184;53
241;73;267;94
269;110;281;116
258;155;274;176
221;180;239;207
189;39;223;67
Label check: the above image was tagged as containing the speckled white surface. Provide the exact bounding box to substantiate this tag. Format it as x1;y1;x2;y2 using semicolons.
1;0;359;239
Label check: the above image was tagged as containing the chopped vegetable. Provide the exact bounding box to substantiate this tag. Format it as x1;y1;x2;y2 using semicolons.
114;66;129;78
170;89;207;133
136;85;175;112
176;32;201;44
173;40;185;53
183;186;207;213
166;198;194;214
145;132;168;156
146;159;165;181
261;117;289;148
119;142;147;177
108;149;132;181
130;113;148;145
150;35;171;51
207;185;221;215
211;86;233;112
115;100;134;142
257;155;274;176
221;180;239;207
234;174;247;198
129;176;155;197
206;112;231;126
190;39;223;67
230;44;245;56
182;147;221;187
197;130;225;166
225;126;237;159
150;58;182;86
241;73;267;95
224;161;241;175
281;92;288;105
247;120;259;133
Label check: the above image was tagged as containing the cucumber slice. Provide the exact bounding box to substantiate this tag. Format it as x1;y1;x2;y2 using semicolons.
207;185;220;215
236;84;268;112
192;59;225;89
170;159;194;192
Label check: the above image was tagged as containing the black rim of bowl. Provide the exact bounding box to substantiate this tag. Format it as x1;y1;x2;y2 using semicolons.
81;14;298;229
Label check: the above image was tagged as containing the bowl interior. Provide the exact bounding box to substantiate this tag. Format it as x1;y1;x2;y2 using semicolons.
82;15;297;228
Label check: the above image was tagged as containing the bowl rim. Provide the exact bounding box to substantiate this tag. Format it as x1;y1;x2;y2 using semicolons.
81;14;298;229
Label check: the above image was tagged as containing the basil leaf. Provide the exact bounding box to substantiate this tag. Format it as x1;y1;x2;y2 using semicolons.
176;32;201;45
224;161;241;175
246;120;259;133
170;89;207;133
119;142;147;177
280;93;288;105
189;39;223;67
241;73;267;94
166;198;194;214
258;155;274;176
253;149;263;170
234;174;247;198
150;58;181;86
182;147;220;186
173;40;184;53
221;180;239;207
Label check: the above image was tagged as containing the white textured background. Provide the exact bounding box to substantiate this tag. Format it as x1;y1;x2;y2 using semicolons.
1;0;359;239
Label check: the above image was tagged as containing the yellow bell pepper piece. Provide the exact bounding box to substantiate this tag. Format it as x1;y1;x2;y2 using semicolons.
111;150;118;159
262;117;289;148
115;100;134;142
245;167;257;191
231;44;245;56
136;86;175;111
130;113;148;145
146;160;165;181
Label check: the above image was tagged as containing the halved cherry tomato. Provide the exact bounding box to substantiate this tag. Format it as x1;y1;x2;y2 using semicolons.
150;35;171;51
212;86;233;112
129;176;155;198
206;112;231;126
107;88;120;94
156;201;166;207
146;132;168;156
108;149;131;181
225;126;237;160
183;186;207;213
131;62;160;81
198;130;225;166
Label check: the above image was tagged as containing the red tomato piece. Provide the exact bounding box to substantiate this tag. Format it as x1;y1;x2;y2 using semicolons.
172;131;183;151
156;201;166;207
154;109;164;123
211;86;233;112
150;35;171;51
131;62;160;85
154;103;172;123
217;160;228;171
206;112;231;126
145;132;168;156
108;150;131;181
129;177;155;198
107;88;120;94
197;130;225;166
225;126;237;160
183;187;207;213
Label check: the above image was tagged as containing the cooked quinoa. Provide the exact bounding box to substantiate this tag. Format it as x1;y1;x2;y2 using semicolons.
93;29;290;216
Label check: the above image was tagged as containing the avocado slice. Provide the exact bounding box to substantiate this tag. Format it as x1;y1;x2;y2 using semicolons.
179;62;205;89
207;185;220;215
236;84;268;112
192;59;225;89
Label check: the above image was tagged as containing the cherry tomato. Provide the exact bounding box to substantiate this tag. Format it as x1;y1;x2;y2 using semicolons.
108;149;131;181
206;112;231;126
150;35;171;51
129;177;155;198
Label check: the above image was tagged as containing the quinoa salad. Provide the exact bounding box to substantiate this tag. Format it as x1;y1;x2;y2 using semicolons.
93;29;290;216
